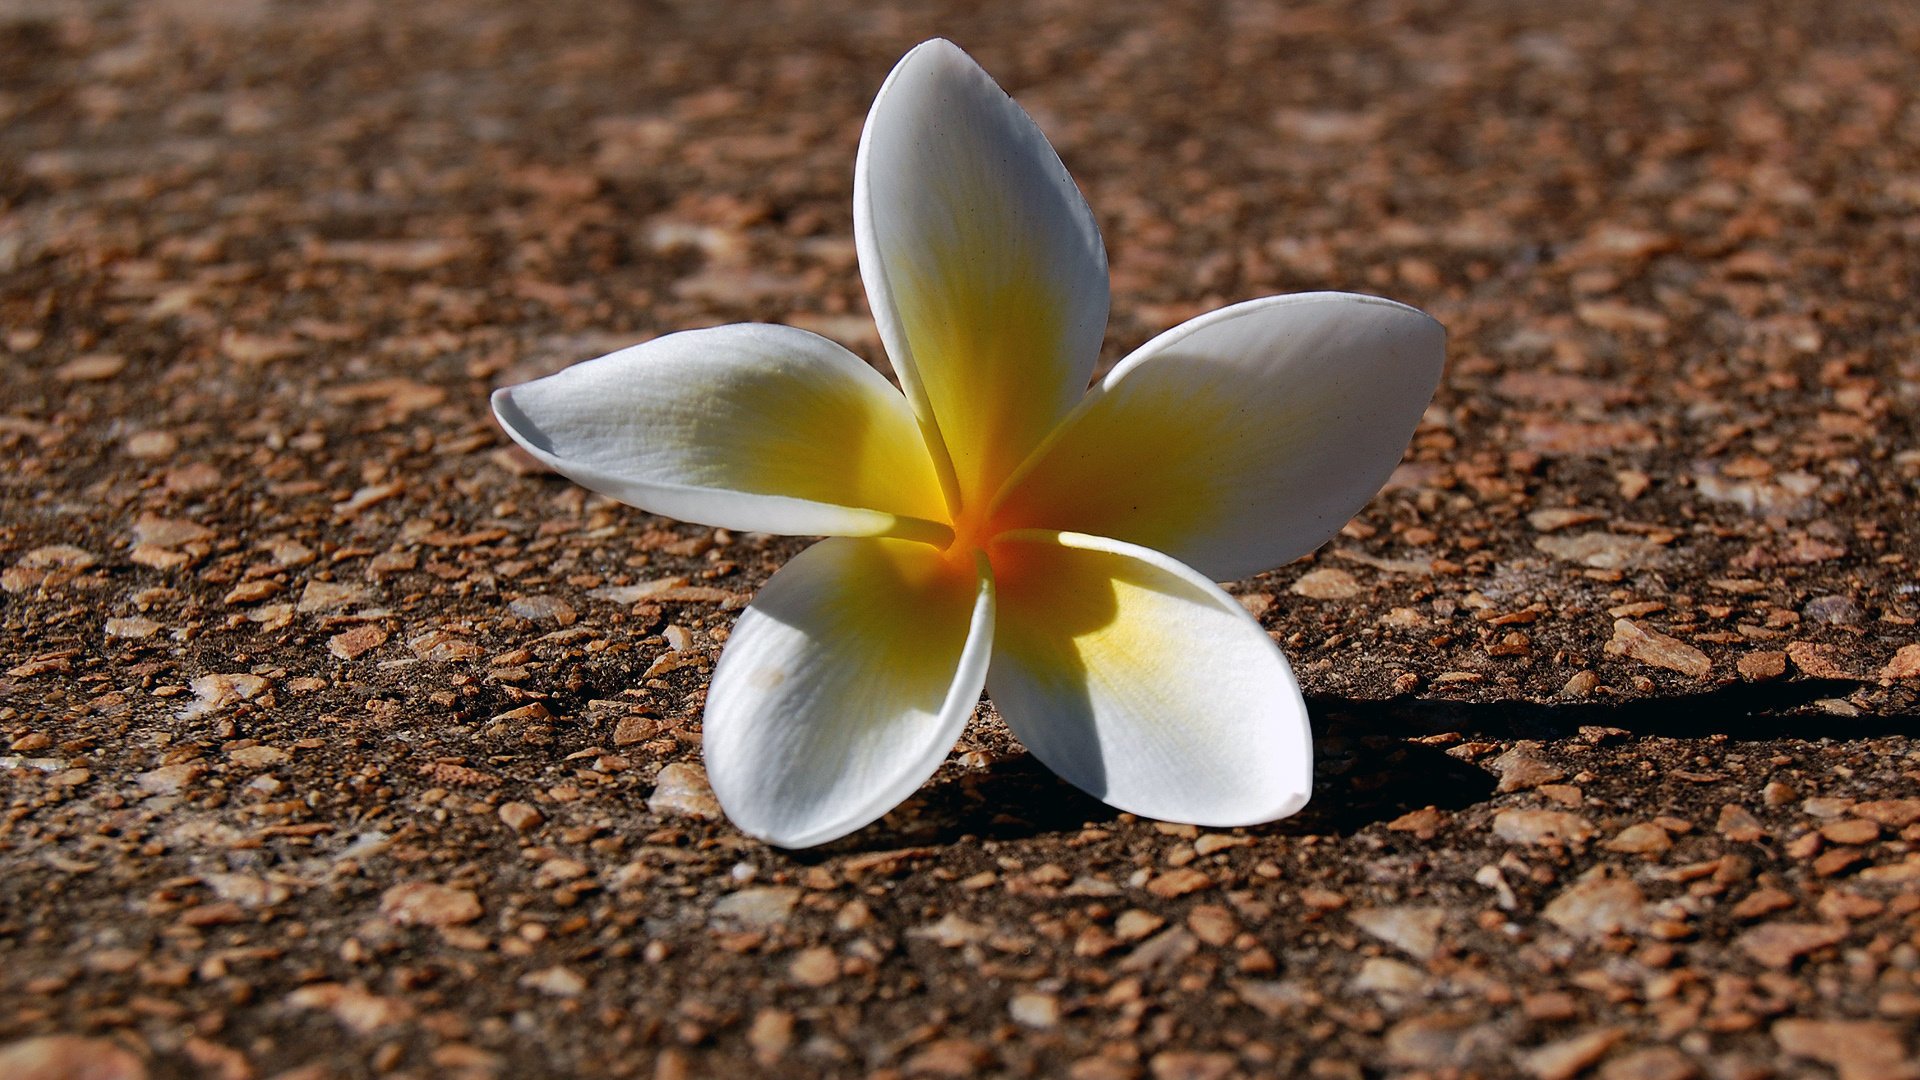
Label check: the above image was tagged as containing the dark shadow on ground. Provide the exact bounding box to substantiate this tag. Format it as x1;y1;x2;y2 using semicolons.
1309;678;1906;742
791;679;1909;856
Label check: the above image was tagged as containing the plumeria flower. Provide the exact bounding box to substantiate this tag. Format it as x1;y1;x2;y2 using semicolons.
492;39;1444;848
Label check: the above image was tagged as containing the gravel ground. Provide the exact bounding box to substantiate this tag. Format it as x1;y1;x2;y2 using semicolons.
3;1;1919;1077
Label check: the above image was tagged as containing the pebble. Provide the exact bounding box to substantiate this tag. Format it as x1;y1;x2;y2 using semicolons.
1145;867;1213;898
1735;922;1847;968
1490;743;1568;792
1291;567;1361;599
1771;1021;1919;1080
1543;868;1647;938
104;617;161;639
130;515;213;548
787;946;839;987
1736;651;1787;681
1383;1011;1499;1068
180;673;269;718
646;763;722;821
1605;619;1711;677
1494;808;1598;846
286;983;415;1033
498;801;544;832
380;881;483;926
1148;1051;1236;1080
410;630;484;662
1008;991;1061;1029
1597;1046;1699;1080
509;594;578;626
0;1035;147;1080
328;624;388;659
519;966;587;996
1536;532;1663;569
710;886;799;930
745;1009;794;1063
1521;1028;1626;1080
227;744;289;768
1880;645;1920;680
1601;822;1672;856
1348;906;1446;960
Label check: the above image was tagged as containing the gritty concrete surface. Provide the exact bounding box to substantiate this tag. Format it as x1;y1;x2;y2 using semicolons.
3;0;1919;1077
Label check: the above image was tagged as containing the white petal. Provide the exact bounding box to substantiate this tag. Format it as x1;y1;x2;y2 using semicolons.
704;537;993;848
492;324;949;540
994;293;1445;581
986;530;1311;827
855;38;1109;510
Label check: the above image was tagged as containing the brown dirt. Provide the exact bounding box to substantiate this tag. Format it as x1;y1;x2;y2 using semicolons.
3;1;1918;1078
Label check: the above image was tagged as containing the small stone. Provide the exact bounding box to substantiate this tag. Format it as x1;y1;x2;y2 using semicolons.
1851;799;1920;827
1383;1012;1500;1069
380;882;483;927
1116;927;1199;972
54;353;128;382
203;872;290;907
105;617;162;639
1716;804;1767;843
910;913;992;946
1490;743;1568;792
1880;645;1920;681
1543;868;1647;938
1737;651;1787;681
1597;1046;1699;1080
904;1038;991;1077
180;673;269;718
1786;641;1855;680
1147;1051;1236;1080
1802;595;1863;625
1735;922;1847;968
1528;507;1604;532
1820;818;1880;845
1146;867;1213;898
1186;904;1237;946
1385;805;1447;839
1090;911;1159;949
131;515;213;548
1009;991;1060;1029
1601;822;1672;856
0;1035;147;1080
1352;956;1428;996
1771;1020;1914;1080
787;946;838;987
509;594;577;626
1536;532;1663;570
227;745;289;768
410;630;483;662
328;624;388;660
1494;808;1597;846
1291;567;1361;599
1730;888;1796;921
124;430;177;458
647;763;722;821
1348;906;1446;960
223;580;282;604
136;763;205;794
498;802;544;833
1562;670;1601;697
519;966;586;997
286;983;415;1034
297;580;370;612
1606;619;1710;677
711;887;800;930
745;1008;794;1063
1521;1027;1627;1080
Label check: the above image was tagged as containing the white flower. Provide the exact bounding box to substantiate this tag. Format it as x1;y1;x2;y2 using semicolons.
492;39;1445;848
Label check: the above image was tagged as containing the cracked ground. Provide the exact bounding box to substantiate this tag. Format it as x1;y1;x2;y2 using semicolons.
2;0;1919;1077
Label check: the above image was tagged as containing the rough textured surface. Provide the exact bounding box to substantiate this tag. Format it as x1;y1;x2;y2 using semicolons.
3;1;1919;1077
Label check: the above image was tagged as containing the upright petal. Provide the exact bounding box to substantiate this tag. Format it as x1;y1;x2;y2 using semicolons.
493;324;949;541
704;538;994;848
994;293;1445;581
856;38;1109;511
986;530;1311;827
